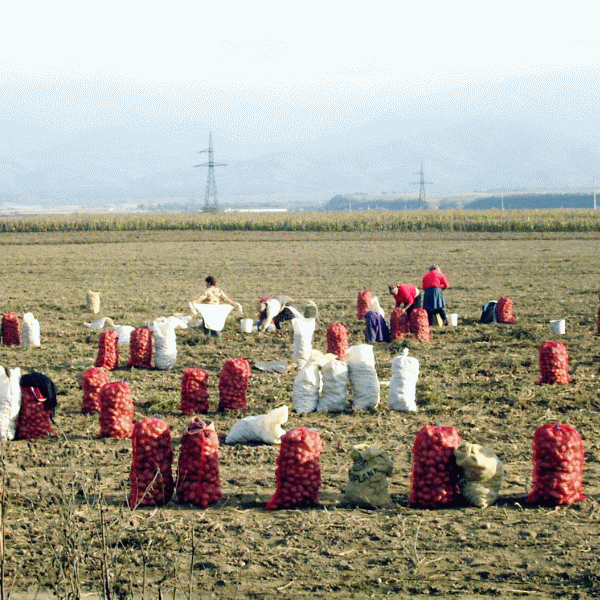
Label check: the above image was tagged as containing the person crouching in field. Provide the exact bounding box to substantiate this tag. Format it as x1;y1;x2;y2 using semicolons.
389;283;422;317
257;295;302;332
422;265;449;326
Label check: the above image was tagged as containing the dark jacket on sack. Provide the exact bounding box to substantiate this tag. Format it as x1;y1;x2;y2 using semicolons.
365;311;390;342
20;371;57;420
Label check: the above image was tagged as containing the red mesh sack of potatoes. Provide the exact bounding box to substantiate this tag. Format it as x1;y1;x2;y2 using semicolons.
390;307;409;340
126;327;153;369
95;330;119;371
356;290;374;320
409;308;431;344
536;341;571;385
16;387;56;439
99;381;134;438
81;367;110;414
181;368;210;415
526;423;585;506
129;417;174;508
2;313;21;346
410;424;462;508
266;427;323;510
496;296;517;324
176;418;222;507
597;293;600;335
217;357;251;412
326;323;349;362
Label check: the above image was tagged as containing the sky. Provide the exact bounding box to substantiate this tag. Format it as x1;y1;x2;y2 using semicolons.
1;0;599;157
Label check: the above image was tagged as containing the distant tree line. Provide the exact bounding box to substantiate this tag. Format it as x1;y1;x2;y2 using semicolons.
324;193;597;211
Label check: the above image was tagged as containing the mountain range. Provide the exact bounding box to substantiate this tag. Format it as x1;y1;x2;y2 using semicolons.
1;119;598;208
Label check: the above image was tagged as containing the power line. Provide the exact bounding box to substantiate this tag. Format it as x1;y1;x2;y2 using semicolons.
194;132;226;212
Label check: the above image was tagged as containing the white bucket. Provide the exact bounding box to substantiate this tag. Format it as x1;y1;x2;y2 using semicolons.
550;319;565;335
448;313;458;327
240;318;254;333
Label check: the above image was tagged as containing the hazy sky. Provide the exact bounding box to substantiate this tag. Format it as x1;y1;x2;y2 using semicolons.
1;0;599;152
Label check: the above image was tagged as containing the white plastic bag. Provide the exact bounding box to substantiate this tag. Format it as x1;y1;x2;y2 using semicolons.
292;317;316;369
317;354;348;413
0;366;22;440
113;325;135;345
225;405;288;445
292;351;325;414
388;348;419;412
347;344;380;410
149;316;188;370
22;313;41;347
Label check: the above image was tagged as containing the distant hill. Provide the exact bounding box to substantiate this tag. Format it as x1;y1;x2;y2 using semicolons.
463;193;597;210
1;119;598;208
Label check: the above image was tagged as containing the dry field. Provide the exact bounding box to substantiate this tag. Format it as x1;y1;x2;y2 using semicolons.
0;227;599;600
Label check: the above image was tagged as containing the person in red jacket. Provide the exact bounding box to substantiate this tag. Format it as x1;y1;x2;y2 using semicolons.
388;283;422;317
422;265;449;326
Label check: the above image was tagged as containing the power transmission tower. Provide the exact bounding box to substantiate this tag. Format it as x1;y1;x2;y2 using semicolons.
410;162;433;210
194;133;226;212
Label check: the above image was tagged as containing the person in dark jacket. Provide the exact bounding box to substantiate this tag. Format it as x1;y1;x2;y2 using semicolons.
422;265;449;326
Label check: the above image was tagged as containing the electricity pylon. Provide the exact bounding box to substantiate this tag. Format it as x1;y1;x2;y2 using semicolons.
410;162;433;210
195;133;226;212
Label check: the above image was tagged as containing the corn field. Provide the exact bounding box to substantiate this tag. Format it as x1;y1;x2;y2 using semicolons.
2;209;600;234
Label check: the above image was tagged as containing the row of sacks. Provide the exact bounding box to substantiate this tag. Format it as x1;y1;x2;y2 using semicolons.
292;345;420;414
1;313;41;347
0;367;57;440
81;359;252;424
128;415;585;511
93;316;189;371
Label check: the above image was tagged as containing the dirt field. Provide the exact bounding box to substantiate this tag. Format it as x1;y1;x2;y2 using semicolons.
1;229;599;600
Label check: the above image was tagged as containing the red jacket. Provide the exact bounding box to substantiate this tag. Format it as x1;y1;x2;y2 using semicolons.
422;269;449;290
394;284;419;306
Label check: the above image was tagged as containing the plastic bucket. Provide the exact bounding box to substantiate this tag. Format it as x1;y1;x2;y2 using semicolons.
448;313;458;326
550;319;565;335
240;318;253;333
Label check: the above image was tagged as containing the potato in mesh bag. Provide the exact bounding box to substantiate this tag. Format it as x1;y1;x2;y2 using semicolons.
454;441;503;508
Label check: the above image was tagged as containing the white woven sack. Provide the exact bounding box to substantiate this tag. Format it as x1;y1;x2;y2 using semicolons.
292;351;325;414
225;405;288;445
22;313;41;347
292;317;316;369
388;348;419;412
317;354;348;413
0;366;22;441
192;304;234;332
150;316;187;370
347;345;380;410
